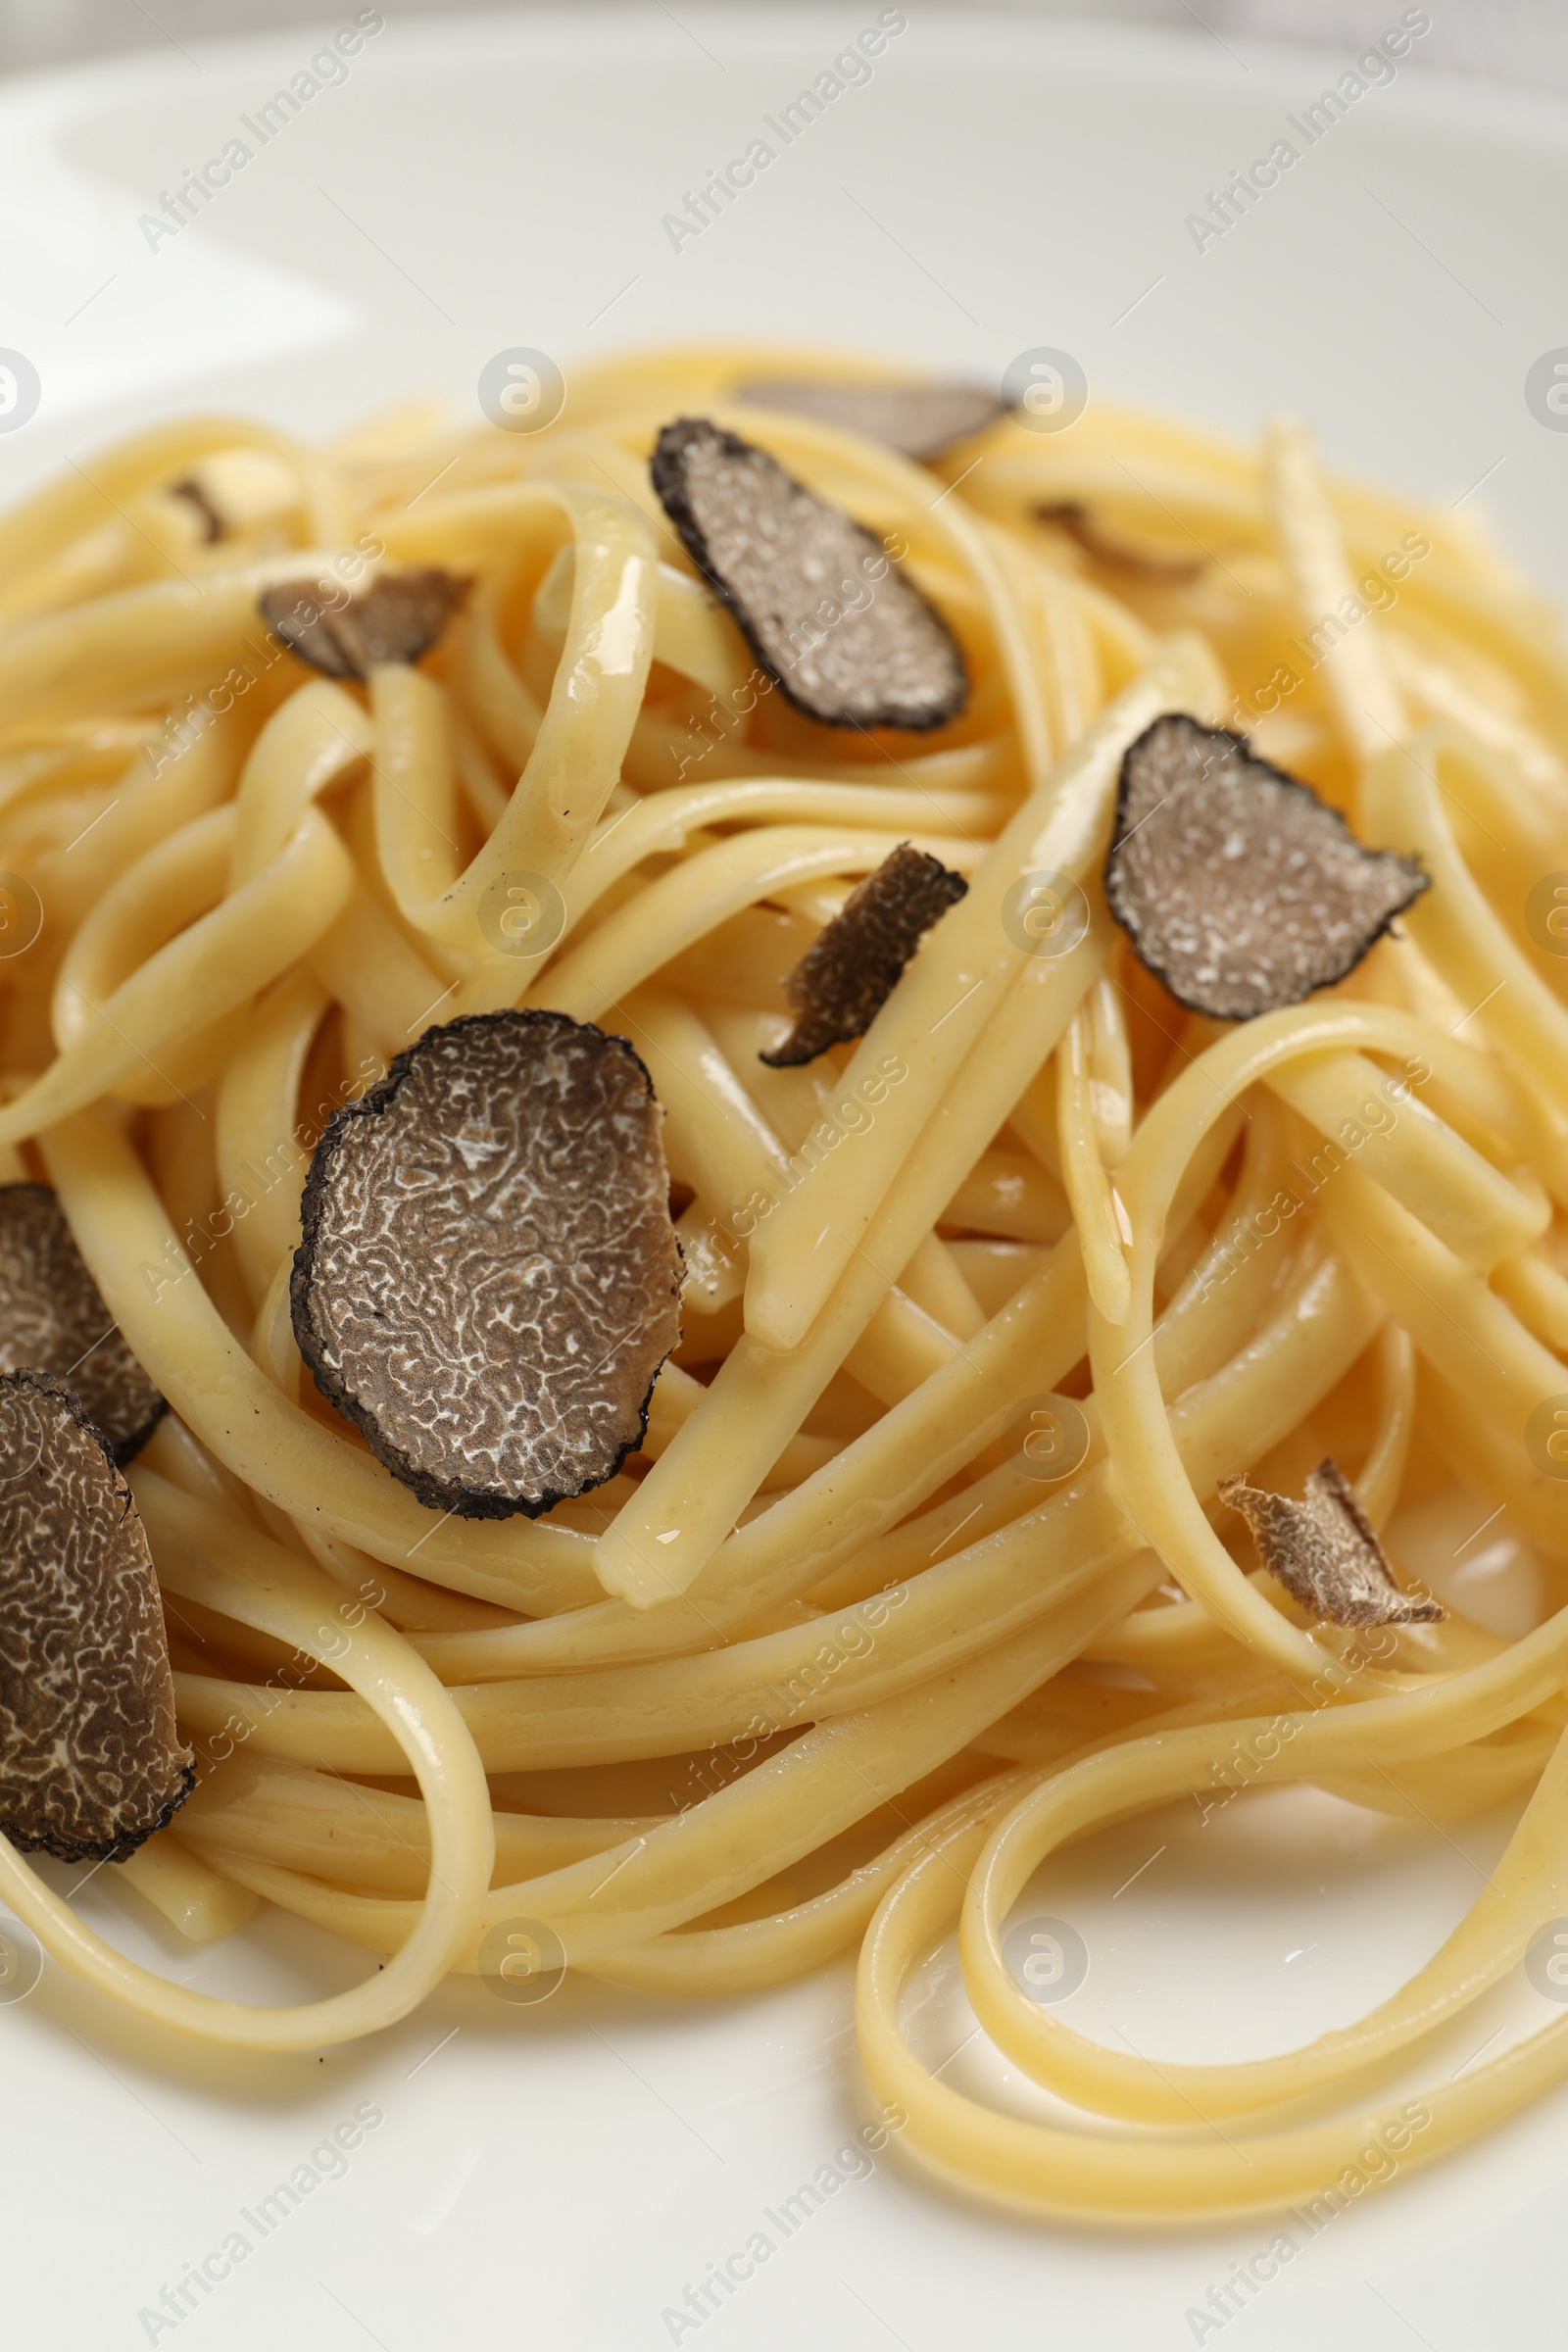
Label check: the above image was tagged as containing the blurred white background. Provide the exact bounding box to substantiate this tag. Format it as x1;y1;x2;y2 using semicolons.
0;0;1563;92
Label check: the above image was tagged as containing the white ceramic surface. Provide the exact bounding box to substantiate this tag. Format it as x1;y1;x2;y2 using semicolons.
0;12;1565;2347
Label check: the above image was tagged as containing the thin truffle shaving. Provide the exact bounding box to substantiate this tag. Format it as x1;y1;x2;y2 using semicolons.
1220;1458;1446;1629
650;416;967;731
1040;503;1206;582
0;1185;164;1463
735;377;1007;462
0;1370;192;1862
260;566;471;681
292;1010;684;1519
760;842;968;1066
1105;713;1429;1019
170;476;225;544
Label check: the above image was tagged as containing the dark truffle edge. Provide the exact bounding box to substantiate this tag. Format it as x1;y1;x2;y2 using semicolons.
649;416;968;735
291;1008;684;1523
340;567;473;678
257;569;472;686
257;582;358;679
1102;713;1431;1021
10;1758;199;1868
0;1366;194;1864
759;849;969;1067
1038;503;1206;582
1217;1456;1446;1629
171;476;225;544
734;378;1009;463
108;1391;170;1470
0;1187;167;1466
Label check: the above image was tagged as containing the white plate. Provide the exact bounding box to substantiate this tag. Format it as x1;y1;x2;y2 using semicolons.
2;12;1566;2347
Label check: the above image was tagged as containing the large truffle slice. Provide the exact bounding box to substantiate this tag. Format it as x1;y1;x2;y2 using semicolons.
0;1369;193;1862
735;377;1006;463
292;1010;684;1519
760;843;968;1066
1105;714;1428;1020
259;567;470;682
0;1185;164;1463
650;417;966;732
1220;1457;1444;1630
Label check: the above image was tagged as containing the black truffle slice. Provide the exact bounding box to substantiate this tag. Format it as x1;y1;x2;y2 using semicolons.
650;417;966;732
0;1369;193;1862
1104;714;1428;1020
735;377;1006;462
292;1010;684;1520
259;567;470;682
760;843;968;1067
0;1186;164;1464
1220;1457;1444;1629
171;475;225;543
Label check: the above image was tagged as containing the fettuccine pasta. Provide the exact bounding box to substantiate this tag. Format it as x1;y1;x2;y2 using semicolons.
0;345;1564;2227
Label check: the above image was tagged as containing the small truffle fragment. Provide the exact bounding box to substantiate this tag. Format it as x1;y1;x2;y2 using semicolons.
259;567;470;682
735;377;1007;463
650;417;966;732
171;476;225;544
0;1369;193;1862
760;843;968;1066
1220;1457;1445;1630
0;1186;164;1464
1105;713;1428;1019
1039;503;1205;583
292;1010;684;1519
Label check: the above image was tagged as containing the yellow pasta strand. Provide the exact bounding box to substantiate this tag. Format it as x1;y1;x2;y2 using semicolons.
0;351;1560;2239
